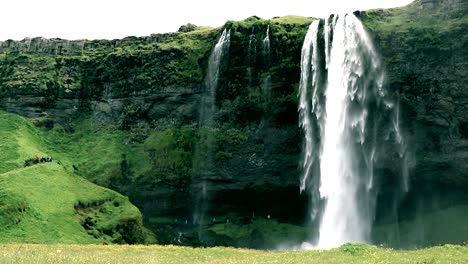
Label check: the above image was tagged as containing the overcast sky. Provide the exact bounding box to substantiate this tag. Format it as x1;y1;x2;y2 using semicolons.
1;0;414;41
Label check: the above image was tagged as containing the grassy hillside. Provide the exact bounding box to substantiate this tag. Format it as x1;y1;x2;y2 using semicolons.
0;111;154;244
0;243;467;264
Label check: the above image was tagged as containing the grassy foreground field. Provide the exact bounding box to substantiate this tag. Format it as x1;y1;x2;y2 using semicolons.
0;244;467;264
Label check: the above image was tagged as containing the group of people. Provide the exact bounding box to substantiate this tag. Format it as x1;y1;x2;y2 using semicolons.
24;155;55;167
34;155;53;163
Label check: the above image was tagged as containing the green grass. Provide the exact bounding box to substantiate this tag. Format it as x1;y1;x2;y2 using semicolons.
0;111;51;173
0;111;153;244
0;243;467;263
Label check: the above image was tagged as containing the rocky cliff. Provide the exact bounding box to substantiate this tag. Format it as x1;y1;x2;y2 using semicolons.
0;0;467;248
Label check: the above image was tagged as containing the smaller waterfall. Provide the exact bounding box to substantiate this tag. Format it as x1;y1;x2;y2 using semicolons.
247;27;256;87
200;28;231;126
192;29;230;232
392;97;410;192
262;25;271;66
262;25;272;101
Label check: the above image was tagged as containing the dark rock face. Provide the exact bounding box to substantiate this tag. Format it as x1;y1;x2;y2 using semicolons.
0;0;466;248
0;34;182;56
0;37;85;56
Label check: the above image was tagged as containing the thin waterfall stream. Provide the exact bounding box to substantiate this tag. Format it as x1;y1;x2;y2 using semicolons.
192;29;230;234
262;25;272;101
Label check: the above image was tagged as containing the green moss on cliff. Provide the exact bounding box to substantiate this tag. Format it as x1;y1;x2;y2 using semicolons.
131;127;195;183
0;53;55;95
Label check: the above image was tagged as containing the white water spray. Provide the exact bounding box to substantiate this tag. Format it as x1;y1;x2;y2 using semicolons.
298;14;408;249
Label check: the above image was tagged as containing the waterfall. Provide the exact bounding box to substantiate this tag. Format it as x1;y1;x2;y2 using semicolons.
200;28;231;127
263;25;271;65
262;25;272;100
247;27;256;87
298;14;408;249
192;28;230;230
298;20;321;223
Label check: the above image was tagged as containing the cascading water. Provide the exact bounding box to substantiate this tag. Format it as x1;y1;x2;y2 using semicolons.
298;14;408;249
192;28;230;230
262;25;272;100
247;27;256;87
298;20;321;223
200;28;231;127
263;25;270;59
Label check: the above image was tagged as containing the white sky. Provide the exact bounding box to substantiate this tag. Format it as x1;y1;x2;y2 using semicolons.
1;0;414;41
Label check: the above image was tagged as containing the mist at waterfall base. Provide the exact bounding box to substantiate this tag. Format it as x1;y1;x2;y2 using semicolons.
296;13;409;250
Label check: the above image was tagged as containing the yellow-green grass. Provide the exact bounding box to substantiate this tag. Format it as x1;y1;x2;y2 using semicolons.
0;243;467;264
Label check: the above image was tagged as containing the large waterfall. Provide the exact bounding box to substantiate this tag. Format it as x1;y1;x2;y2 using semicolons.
298;14;408;249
